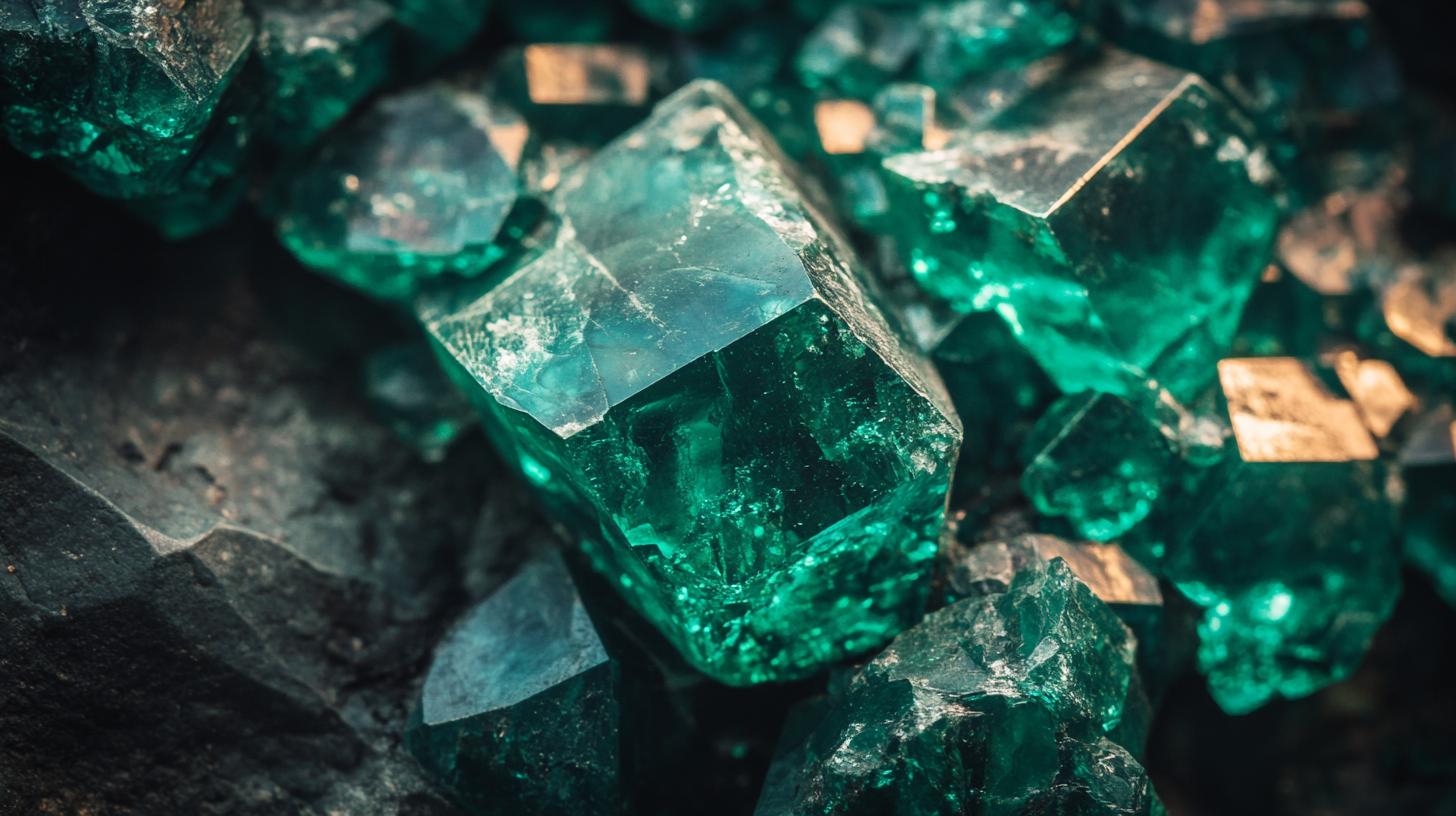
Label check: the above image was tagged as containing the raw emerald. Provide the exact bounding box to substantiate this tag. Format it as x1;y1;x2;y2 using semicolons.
425;80;961;686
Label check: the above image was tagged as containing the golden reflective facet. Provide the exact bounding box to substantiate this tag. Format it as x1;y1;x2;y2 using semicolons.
1027;536;1163;607
1330;351;1415;438
813;99;875;155
1277;185;1403;296
523;44;651;105
1382;261;1456;358
1218;357;1379;463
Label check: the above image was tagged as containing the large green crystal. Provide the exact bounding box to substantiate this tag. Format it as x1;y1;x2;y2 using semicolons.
755;558;1159;815
253;0;395;148
407;552;622;815
882;50;1280;399
0;0;255;198
425;80;962;686
276;82;526;302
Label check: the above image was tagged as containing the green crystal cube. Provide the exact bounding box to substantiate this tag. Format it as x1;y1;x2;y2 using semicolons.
755;559;1158;815
276;82;526;302
0;0;255;198
254;0;395;148
407;553;622;815
425;80;962;686
882;50;1280;399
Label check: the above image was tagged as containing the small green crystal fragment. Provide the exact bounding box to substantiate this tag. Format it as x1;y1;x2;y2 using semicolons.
1022;389;1187;541
0;0;255;199
796;4;921;99
364;343;476;462
276;82;526;302
882;50;1279;399
915;0;1083;87
1401;405;1456;606
388;0;489;55
629;0;763;32
254;0;395;148
406;553;621;815
755;559;1157;815
425;80;961;686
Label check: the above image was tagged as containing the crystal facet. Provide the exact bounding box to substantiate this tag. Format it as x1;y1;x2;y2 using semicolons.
276;82;526;302
0;0;255;198
754;559;1158;815
882;50;1280;399
425;80;962;685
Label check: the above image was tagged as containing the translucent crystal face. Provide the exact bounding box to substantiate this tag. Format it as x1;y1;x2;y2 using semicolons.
884;50;1279;399
430;81;961;684
277;83;524;301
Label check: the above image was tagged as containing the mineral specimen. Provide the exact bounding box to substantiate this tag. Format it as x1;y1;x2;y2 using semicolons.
754;559;1159;815
0;0;256;198
276;82;528;302
425;80;962;686
253;0;396;147
796;4;921;99
882;50;1279;399
915;0;1085;88
0;261;493;814
407;552;622;816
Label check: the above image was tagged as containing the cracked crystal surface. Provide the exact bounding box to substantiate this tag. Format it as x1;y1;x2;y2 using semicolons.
428;80;961;685
882;50;1279;399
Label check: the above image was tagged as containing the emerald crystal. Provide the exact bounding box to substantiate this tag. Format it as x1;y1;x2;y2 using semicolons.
407;553;622;815
1402;405;1456;606
425;80;962;686
254;0;395;148
629;0;762;32
755;559;1158;815
796;4;920;99
0;0;255;198
276;82;526;302
915;0;1083;88
882;50;1280;399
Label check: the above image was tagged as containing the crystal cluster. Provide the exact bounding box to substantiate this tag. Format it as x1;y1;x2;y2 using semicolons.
5;0;1456;813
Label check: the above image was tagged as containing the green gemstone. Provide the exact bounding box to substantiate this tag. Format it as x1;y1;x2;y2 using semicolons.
492;43;658;143
1170;359;1397;712
0;0;254;198
1401;404;1456;606
903;300;1056;478
388;0;490;55
629;0;763;32
254;0;395;148
755;559;1157;815
276;82;526;302
796;4;921;99
424;80;961;685
915;0;1083;87
881;50;1280;399
1104;0;1401;195
363;342;476;462
1021;389;1186;541
406;553;622;815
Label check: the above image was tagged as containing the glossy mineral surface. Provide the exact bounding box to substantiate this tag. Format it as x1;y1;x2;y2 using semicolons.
277;82;527;302
755;559;1158;815
427;80;962;686
0;0;255;197
882;50;1279;398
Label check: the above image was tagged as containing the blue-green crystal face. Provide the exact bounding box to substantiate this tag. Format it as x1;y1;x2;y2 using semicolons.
0;0;254;197
428;80;962;685
408;554;621;816
883;50;1280;399
277;82;524;302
